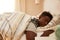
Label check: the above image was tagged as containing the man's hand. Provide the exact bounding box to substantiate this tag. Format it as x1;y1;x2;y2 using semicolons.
41;30;54;37
25;31;37;40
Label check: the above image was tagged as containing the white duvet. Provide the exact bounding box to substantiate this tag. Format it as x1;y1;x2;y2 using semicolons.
0;12;31;40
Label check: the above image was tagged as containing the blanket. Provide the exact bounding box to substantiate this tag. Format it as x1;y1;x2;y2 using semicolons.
0;12;31;40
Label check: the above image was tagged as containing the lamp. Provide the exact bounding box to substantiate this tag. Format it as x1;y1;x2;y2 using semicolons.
35;0;40;4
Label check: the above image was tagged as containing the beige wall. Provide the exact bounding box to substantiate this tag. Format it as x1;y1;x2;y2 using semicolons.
19;0;44;16
15;0;60;16
44;0;60;16
20;0;26;12
15;0;21;11
25;0;44;16
15;0;26;12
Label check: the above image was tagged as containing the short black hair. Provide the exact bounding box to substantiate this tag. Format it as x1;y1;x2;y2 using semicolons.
39;11;53;20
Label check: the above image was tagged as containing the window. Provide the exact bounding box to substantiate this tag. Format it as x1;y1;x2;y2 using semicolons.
0;0;15;14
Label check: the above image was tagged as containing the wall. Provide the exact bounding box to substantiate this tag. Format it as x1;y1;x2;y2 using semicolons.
19;0;44;16
15;0;60;16
25;0;44;16
15;0;26;12
20;0;26;12
44;0;60;16
15;0;21;12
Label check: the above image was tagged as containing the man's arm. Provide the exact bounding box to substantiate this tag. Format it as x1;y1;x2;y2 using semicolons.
25;31;37;40
41;30;54;37
25;20;37;40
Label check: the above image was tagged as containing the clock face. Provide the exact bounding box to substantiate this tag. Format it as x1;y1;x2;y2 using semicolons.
0;34;3;40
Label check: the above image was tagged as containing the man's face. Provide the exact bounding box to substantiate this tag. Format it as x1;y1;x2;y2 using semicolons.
38;16;50;27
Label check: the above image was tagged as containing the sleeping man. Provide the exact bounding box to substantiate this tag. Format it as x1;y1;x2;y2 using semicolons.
25;11;54;40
